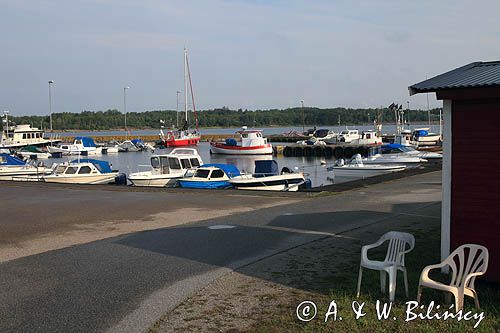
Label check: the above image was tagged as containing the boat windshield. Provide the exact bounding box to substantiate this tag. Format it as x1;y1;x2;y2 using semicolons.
194;169;210;178
340;130;349;135
180;159;191;169
151;157;160;168
400;146;415;153
55;165;66;174
190;158;200;167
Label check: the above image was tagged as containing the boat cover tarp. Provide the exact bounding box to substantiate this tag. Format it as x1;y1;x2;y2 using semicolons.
19;145;42;153
254;160;278;177
201;163;240;177
70;158;113;173
414;130;429;137
382;143;403;150
75;137;97;147
225;138;237;146
131;138;144;145
314;129;330;138
0;153;26;166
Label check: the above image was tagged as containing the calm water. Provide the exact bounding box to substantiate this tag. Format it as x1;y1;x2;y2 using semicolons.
46;124;439;187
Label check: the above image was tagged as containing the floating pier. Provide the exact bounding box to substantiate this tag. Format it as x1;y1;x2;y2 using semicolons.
275;144;377;158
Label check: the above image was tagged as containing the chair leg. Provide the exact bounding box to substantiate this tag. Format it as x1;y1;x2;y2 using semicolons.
356;266;363;298
471;290;480;309
453;290;463;312
403;268;409;298
380;271;386;293
417;285;422;303
388;268;397;302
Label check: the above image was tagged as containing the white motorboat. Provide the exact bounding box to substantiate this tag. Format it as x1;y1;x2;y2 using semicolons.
48;137;102;155
328;154;406;178
229;160;307;192
0;153;50;180
410;128;441;146
381;143;442;160
43;159;119;184
1;111;61;149
128;148;203;187
15;145;52;159
337;129;361;143
210;127;273;155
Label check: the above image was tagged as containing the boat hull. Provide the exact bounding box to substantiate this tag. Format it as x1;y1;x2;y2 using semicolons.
0;168;48;181
331;165;406;177
164;137;200;147
178;180;231;189
230;174;305;191
128;174;179;187
210;143;273;155
43;173;118;185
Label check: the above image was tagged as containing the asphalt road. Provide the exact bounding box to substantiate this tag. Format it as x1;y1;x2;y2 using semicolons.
0;172;442;332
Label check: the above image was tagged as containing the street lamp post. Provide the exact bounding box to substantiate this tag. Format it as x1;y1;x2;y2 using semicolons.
48;80;54;131
123;86;130;136
176;90;181;128
300;100;305;133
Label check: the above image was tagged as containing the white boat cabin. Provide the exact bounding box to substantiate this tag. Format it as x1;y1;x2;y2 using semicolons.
150;148;202;175
337;129;360;143
236;127;268;147
1;124;59;148
357;130;383;145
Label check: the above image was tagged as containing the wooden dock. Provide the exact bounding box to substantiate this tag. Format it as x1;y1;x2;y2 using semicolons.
274;144;378;158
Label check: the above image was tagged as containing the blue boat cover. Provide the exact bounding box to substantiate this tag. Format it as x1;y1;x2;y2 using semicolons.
225;138;237;146
254;160;278;177
0;153;26;166
414;129;429;137
201;163;241;177
70;158;113;173
75;137;97;147
382;143;404;149
131;138;144;145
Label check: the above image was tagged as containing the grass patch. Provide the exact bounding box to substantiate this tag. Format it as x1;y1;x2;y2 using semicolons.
249;226;500;332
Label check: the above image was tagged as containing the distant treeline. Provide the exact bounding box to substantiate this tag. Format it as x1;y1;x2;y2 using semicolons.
5;107;442;131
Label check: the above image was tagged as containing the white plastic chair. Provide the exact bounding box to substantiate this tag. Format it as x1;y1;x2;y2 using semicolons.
417;244;489;311
357;231;415;302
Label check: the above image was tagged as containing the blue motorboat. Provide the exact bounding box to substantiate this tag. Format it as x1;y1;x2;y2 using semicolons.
178;163;241;189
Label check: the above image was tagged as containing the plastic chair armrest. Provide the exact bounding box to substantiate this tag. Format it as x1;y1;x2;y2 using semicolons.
361;239;385;262
464;271;485;286
420;262;448;282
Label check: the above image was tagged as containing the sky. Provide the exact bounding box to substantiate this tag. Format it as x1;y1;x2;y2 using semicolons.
1;0;500;115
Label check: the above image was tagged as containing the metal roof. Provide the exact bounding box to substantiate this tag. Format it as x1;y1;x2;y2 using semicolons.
409;61;500;95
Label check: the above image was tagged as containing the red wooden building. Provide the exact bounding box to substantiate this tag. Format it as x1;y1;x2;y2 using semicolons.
409;61;500;282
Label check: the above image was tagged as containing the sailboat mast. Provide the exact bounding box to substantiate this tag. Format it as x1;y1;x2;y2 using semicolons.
184;49;189;123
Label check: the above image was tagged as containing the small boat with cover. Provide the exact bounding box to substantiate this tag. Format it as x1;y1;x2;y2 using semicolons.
178;163;241;189
48;137;102;155
230;160;307;191
0;153;49;180
43;159;119;184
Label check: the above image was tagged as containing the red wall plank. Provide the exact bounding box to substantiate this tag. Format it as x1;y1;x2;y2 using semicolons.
451;99;500;282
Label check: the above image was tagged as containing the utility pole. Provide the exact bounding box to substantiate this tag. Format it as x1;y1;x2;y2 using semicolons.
300;100;305;132
48;80;54;131
123;86;130;137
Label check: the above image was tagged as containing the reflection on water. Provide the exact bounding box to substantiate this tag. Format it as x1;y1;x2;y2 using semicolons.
44;142;351;187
